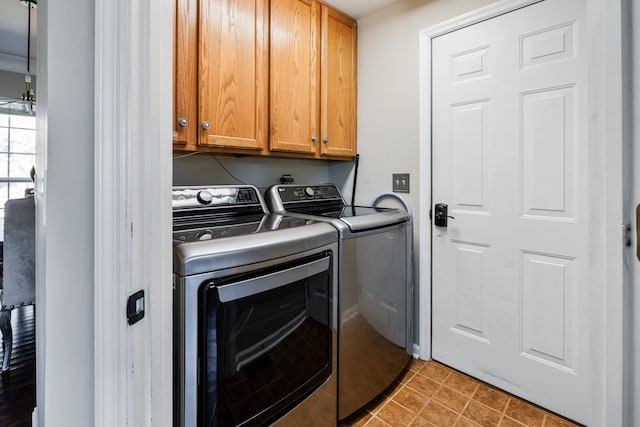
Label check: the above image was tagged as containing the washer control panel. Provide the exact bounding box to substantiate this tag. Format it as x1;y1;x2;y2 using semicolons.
276;185;342;203
172;185;262;210
265;184;345;213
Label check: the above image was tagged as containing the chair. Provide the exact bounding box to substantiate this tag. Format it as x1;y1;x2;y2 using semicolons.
0;196;35;371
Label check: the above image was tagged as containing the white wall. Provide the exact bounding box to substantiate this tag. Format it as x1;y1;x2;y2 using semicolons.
173;154;356;197
35;0;95;425
356;0;498;350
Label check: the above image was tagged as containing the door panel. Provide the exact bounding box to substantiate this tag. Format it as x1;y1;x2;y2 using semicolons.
270;0;319;154
521;251;576;370
199;0;268;150
450;101;490;212
320;6;357;158
431;0;588;423
173;0;198;148
521;87;575;219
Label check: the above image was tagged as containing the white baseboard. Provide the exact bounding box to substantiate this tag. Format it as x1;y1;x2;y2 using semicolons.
412;343;422;359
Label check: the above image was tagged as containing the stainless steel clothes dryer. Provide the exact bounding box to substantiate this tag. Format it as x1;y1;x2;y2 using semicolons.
264;184;413;421
173;185;338;427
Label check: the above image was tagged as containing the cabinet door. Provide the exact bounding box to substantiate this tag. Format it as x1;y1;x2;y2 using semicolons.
270;0;320;154
173;0;198;150
199;0;269;150
320;6;357;158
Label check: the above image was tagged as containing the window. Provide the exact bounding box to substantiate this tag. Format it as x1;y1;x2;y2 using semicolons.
0;112;36;241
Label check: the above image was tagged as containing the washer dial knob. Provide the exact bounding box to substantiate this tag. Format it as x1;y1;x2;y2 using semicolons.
195;231;213;241
197;191;213;205
304;187;315;198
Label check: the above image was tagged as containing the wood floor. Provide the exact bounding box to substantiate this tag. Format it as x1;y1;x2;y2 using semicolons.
0;305;36;427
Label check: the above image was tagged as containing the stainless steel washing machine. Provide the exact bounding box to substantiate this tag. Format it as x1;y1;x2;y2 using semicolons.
173;185;338;427
265;184;413;422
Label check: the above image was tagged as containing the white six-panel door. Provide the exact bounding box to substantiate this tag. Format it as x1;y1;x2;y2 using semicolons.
431;0;588;423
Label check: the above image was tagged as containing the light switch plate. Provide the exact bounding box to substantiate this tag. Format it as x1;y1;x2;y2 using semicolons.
392;173;410;193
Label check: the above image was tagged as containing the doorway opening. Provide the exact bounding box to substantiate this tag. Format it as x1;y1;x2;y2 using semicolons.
0;98;37;425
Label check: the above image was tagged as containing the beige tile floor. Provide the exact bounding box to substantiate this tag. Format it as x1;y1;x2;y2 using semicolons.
342;359;581;427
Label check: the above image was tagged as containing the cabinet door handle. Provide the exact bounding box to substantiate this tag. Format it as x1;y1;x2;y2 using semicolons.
322;137;329;144
201;121;211;130
311;135;318;143
177;118;188;127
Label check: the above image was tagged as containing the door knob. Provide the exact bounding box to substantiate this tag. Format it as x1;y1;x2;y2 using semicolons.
201;121;211;130
434;203;454;227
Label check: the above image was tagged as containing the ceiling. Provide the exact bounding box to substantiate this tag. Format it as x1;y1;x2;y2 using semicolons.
0;0;36;74
322;0;401;19
0;0;400;74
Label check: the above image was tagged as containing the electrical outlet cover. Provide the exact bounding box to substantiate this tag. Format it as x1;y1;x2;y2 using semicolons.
392;173;410;193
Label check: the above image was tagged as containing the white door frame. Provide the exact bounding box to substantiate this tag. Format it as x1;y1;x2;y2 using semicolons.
94;0;173;425
418;0;626;425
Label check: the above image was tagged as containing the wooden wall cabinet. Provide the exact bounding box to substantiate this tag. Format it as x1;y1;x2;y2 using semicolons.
173;0;198;150
320;5;357;158
269;0;319;156
270;0;357;159
174;0;356;160
174;0;269;153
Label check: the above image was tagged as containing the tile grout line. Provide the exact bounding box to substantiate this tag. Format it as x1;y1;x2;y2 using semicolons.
497;394;512;426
